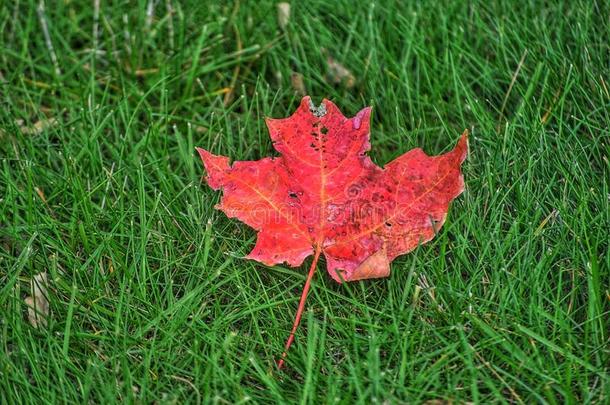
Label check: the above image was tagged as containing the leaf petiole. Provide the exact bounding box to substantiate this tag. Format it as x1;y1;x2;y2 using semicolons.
277;244;322;369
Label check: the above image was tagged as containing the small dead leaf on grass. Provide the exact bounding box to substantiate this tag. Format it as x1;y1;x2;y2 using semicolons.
277;3;290;30
20;117;58;135
99;256;115;275
290;72;306;96
24;272;50;328
326;55;356;88
35;186;47;204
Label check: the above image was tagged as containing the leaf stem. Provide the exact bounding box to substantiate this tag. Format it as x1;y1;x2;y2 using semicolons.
277;244;322;370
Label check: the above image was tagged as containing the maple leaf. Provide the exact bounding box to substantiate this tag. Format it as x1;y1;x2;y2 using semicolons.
196;96;468;368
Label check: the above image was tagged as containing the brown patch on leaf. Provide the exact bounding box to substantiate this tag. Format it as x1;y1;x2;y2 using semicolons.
348;246;389;281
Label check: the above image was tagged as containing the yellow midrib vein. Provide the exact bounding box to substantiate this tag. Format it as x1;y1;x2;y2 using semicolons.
317;126;327;246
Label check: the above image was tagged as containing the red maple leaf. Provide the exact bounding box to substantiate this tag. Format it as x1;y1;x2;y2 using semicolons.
197;97;467;368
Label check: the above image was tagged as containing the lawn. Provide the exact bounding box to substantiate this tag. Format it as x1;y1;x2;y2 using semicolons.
1;0;608;403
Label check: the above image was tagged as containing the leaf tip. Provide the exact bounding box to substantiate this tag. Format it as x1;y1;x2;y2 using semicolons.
457;129;469;163
195;146;208;160
196;147;230;189
352;106;372;130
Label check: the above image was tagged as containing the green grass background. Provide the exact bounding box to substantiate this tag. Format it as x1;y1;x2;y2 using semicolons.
1;0;608;403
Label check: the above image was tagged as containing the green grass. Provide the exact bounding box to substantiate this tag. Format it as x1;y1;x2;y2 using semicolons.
1;0;608;403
